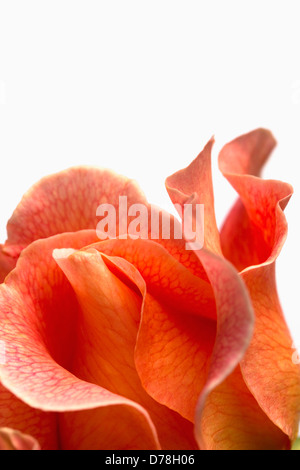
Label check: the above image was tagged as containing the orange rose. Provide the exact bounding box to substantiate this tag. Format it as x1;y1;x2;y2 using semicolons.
0;129;299;450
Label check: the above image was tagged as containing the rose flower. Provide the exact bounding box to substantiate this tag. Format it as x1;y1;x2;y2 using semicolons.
0;129;299;450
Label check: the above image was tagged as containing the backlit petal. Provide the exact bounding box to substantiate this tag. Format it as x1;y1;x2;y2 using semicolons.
219;128;300;442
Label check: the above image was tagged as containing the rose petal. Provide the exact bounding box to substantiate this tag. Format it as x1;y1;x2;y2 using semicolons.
89;238;216;320
166;138;221;254
166;153;255;449
241;265;300;441
199;367;290;450
54;247;198;449
0;383;57;449
136;294;216;423
219;128;300;441
0;426;41;450
86;238;217;422
219;128;290;271
0;231;160;450
148;206;209;281
5;230;99;369
0;245;16;283
3;166;147;259
192;226;255;449
90;234;255;449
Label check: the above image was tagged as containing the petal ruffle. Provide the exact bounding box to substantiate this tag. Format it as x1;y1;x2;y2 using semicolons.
0;231;160;450
219;128;300;442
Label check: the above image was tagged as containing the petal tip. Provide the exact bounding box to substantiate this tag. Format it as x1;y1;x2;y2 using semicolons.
52;248;76;261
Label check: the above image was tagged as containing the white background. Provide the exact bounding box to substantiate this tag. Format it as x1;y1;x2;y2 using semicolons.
0;1;299;349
